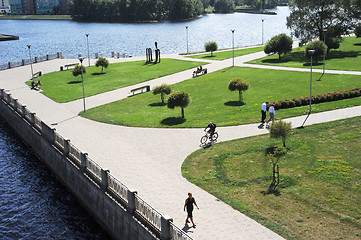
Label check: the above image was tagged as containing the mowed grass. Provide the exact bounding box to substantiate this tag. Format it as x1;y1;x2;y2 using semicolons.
32;59;205;102
186;46;264;60
81;67;361;128
249;36;361;71
182;116;361;240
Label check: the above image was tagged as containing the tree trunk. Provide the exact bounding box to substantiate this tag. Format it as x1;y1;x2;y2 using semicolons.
181;107;184;118
101;66;103;73
282;137;286;147
239;91;243;102
161;93;164;103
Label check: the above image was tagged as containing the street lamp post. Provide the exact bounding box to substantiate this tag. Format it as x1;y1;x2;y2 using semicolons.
231;29;235;66
27;45;34;81
79;57;86;113
85;34;90;67
322;28;327;75
308;50;315;114
185;26;189;55
261;19;265;45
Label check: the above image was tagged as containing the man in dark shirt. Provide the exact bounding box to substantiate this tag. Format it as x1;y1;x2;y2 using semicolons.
205;122;216;138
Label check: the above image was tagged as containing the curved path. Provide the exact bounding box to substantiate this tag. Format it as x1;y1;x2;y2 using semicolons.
1;48;360;240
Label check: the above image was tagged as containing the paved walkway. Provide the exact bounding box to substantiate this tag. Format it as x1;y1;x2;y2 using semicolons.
1;49;360;240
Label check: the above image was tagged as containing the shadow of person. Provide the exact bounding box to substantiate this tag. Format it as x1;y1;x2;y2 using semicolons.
182;224;194;233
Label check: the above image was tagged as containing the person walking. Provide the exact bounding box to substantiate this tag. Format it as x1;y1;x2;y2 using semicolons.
184;193;199;228
266;104;275;125
261;102;269;124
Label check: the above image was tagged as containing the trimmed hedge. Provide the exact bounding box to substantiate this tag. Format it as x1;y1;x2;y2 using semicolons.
270;87;361;110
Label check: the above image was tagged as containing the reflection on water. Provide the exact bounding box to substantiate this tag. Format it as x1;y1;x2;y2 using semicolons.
0;7;290;63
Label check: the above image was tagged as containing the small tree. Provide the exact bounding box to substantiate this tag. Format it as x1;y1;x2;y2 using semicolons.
264;33;293;59
354;23;361;38
228;78;249;102
72;65;86;77
305;41;325;63
153;84;172;103
269;120;292;147
167;90;191;118
268;146;287;192
205;42;218;57
95;57;109;73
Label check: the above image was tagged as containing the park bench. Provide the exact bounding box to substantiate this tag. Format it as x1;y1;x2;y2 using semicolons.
192;67;207;77
33;71;42;79
130;85;151;95
64;63;79;70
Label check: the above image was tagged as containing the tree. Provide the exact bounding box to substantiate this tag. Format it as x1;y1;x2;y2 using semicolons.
72;65;86;77
264;33;293;59
269;120;292;147
167;90;191;118
305;41;325;63
205;42;218;57
153;84;172;103
355;23;361;38
286;0;360;43
95;57;109;73
228;78;249;102
214;0;235;13
267;146;287;192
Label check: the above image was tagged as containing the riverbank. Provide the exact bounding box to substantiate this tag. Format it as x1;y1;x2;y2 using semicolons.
0;15;71;20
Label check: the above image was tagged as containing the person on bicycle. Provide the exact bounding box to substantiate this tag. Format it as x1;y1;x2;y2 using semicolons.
205;122;216;139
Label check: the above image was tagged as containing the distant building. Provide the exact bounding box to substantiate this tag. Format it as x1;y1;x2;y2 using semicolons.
0;0;11;13
9;0;70;14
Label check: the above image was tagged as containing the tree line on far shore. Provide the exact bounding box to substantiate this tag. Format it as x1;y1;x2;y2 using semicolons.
69;0;287;22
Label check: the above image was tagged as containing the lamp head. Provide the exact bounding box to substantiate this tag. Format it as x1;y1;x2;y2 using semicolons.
27;45;31;49
308;49;315;55
78;57;84;63
85;34;89;37
185;26;188;29
231;29;235;33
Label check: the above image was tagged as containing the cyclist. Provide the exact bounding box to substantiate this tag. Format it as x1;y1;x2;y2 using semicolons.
204;122;216;139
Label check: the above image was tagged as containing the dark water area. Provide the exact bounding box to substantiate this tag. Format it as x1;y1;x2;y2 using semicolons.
0;117;111;239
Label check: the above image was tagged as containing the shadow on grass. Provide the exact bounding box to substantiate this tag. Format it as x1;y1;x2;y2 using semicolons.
354;43;361;46
200;55;216;59
148;102;166;107
161;117;186;126
92;72;106;76
265;146;277;155
260;189;281;196
68;80;82;84
224;101;245;106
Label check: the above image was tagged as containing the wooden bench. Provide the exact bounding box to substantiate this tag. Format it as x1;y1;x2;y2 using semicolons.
64;63;78;70
130;85;150;95
33;71;42;79
192;67;207;77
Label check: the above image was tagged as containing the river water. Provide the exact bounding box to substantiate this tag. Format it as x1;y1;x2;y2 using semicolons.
0;118;111;239
0;6;290;64
0;7;290;239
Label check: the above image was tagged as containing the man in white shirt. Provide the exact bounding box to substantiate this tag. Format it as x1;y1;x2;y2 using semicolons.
267;104;275;125
261;102;269;124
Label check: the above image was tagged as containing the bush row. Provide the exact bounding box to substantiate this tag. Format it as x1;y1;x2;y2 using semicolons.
270;87;361;110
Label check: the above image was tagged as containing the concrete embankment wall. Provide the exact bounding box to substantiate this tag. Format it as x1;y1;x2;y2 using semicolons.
0;89;186;240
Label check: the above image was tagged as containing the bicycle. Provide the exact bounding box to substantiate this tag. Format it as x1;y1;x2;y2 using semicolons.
200;131;218;144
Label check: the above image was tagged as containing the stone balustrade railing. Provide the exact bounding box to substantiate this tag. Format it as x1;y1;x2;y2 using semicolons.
0;88;193;240
0;52;63;71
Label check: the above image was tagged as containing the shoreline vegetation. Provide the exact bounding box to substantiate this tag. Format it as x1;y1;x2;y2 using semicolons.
0;1;287;22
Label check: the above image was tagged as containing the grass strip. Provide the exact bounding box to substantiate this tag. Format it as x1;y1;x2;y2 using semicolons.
81;66;361;128
249;36;361;71
186;46;264;60
30;58;205;103
182;116;361;240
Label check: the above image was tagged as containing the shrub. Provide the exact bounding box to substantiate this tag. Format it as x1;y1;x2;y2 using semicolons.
264;33;293;59
305;41;325;63
354;23;361;38
292;98;302;107
72;64;86;77
269;120;292;147
318;94;327;103
300;97;309;106
312;95;320;104
286;99;296;108
153;84;172;103
228;78;249;102
205;42;218;56
343;91;350;99
167;90;191;118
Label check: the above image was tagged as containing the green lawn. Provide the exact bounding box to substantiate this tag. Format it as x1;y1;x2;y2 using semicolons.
182;116;361;240
0;15;71;19
81;67;361;128
249;37;361;71
186;46;264;60
32;59;205;102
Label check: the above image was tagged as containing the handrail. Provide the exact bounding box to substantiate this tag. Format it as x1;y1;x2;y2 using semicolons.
135;194;162;230
170;221;194;240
